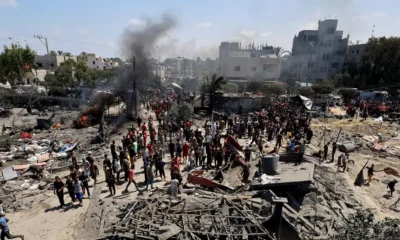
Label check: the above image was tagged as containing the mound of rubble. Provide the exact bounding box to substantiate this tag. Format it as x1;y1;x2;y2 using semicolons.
102;190;276;240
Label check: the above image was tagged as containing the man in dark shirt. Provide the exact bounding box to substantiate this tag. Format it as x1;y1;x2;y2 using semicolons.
65;175;75;202
244;147;251;162
110;140;117;159
275;133;283;150
387;180;398;197
169;140;175;158
53;176;65;208
71;151;77;169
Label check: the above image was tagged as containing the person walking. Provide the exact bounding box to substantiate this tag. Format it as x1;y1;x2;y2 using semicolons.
79;171;91;198
73;177;83;205
65;175;75;203
124;166;140;193
0;212;24;240
168;140;175;158
53;176;65;208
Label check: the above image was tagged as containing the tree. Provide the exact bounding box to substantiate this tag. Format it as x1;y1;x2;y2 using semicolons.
296;86;314;97
202;73;225;113
246;81;263;93
311;81;334;94
262;82;286;96
57;50;63;56
221;82;238;93
49;50;57;56
336;210;400;240
340;37;400;89
0;43;36;85
274;47;291;58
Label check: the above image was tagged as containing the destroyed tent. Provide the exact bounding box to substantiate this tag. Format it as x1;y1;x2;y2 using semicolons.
290;95;313;110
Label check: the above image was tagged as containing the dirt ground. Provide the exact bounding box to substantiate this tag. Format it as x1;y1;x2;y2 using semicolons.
309;118;400;220
2;111;400;239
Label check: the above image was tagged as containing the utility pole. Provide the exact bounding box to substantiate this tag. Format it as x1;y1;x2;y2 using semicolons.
34;34;50;70
132;56;137;117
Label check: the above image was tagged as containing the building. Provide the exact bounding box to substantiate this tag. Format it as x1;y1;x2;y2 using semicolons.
177;57;194;77
193;57;219;78
86;53;119;70
35;55;77;70
24;69;48;85
346;43;366;64
218;42;281;83
290;19;349;81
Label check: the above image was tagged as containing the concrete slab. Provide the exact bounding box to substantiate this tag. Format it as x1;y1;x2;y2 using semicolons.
251;161;315;189
2;166;18;181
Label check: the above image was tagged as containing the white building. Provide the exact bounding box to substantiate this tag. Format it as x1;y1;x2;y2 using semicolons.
218;42;281;83
35;55;77;70
86;53;119;70
290;19;349;81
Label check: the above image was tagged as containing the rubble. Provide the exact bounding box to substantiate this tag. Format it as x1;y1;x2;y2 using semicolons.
102;190;276;240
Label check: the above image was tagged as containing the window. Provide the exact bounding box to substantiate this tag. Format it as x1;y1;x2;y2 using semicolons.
50;63;54;67
320;67;323;72
97;66;99;69
93;61;95;65
295;63;298;67
351;50;355;54
332;62;339;68
37;63;43;68
299;63;302;68
263;64;268;70
308;63;313;68
322;54;326;60
356;50;360;54
326;54;330;60
234;66;240;71
328;43;331;47
251;66;257;72
324;67;327;72
331;28;334;34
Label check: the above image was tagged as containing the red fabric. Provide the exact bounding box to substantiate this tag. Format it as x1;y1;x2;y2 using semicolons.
20;132;32;139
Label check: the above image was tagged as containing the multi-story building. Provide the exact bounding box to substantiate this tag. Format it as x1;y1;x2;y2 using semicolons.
194;57;219;78
86;53;119;70
218;42;281;83
290;19;349;81
35;55;77;70
177;57;194;77
346;43;366;64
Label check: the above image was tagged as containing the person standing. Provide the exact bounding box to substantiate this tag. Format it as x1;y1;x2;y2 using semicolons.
106;168;116;196
0;213;24;240
110;140;117;160
331;142;337;163
53;176;65;208
145;161;154;191
65;175;75;203
169;140;175;158
295;140;306;166
73;177;83;205
123;156;130;182
71;152;77;169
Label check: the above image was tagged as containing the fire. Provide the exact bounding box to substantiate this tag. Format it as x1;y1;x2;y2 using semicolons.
75;115;91;128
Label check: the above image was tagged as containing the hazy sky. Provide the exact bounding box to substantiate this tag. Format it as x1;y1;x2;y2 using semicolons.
0;0;398;60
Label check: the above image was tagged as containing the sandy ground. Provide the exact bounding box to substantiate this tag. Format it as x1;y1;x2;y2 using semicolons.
2;108;181;240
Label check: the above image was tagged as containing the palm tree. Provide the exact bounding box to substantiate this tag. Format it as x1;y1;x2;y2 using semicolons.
203;73;225;113
274;47;292;58
65;52;72;59
57;50;63;56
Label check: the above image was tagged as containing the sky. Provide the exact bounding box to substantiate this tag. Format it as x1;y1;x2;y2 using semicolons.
0;0;399;60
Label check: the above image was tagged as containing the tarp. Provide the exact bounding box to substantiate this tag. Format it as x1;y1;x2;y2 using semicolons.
291;95;313;110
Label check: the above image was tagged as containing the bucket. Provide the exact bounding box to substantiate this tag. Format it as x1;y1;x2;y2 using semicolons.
261;154;280;175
